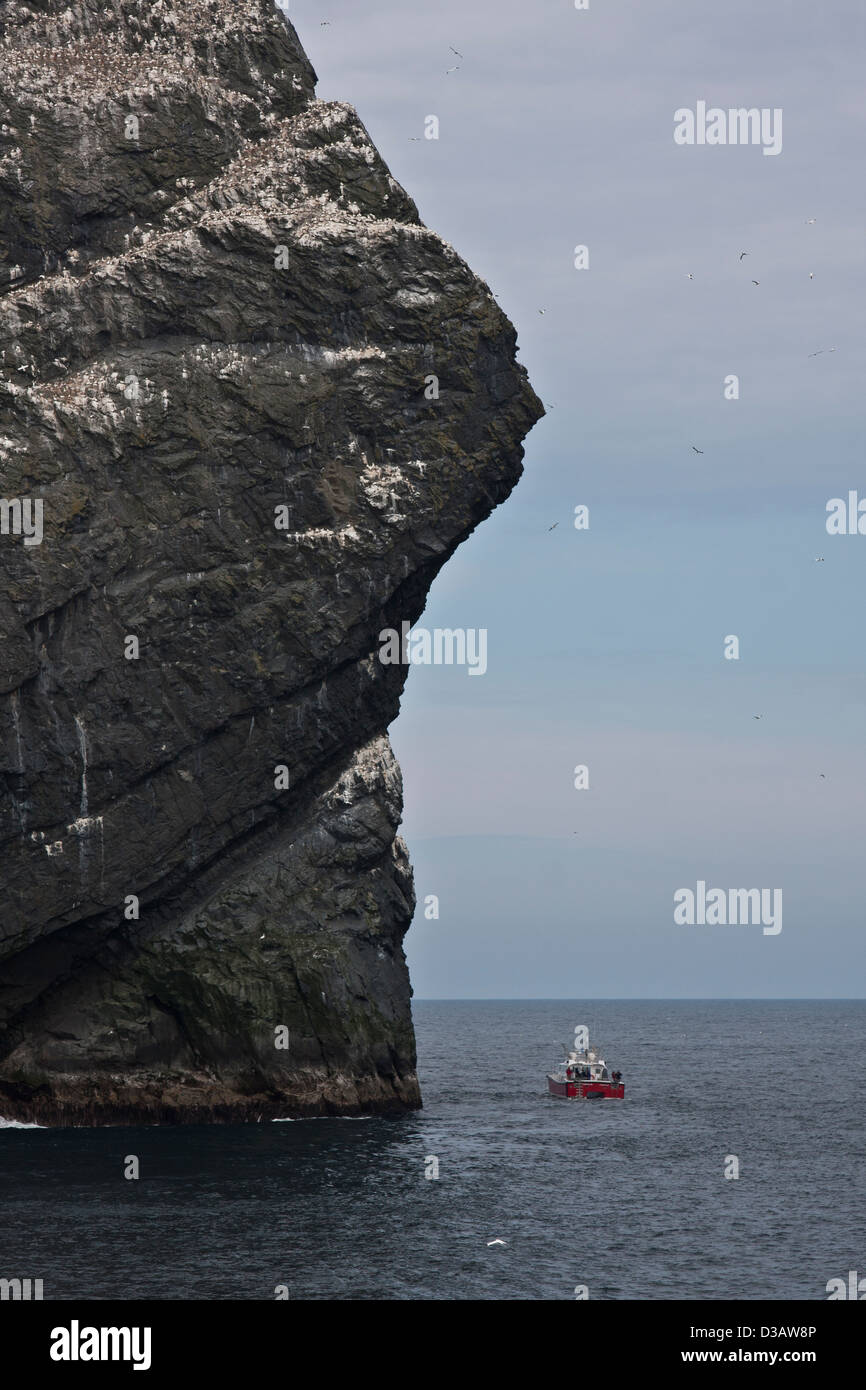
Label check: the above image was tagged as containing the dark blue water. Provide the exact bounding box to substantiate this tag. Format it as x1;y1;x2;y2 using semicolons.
1;1001;863;1300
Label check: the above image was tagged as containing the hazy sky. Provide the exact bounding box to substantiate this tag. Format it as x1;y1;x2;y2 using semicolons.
285;0;865;997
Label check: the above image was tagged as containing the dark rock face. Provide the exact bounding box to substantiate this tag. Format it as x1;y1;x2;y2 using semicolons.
0;0;542;1124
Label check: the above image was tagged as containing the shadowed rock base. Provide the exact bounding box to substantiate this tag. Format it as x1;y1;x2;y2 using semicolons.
0;1071;420;1128
0;737;422;1126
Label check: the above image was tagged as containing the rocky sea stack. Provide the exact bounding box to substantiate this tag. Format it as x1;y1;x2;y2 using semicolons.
0;0;541;1124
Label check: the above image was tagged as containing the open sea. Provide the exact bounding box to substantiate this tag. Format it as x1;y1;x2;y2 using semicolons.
1;1000;863;1300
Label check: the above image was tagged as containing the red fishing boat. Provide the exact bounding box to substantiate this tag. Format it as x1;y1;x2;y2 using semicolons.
547;1034;624;1099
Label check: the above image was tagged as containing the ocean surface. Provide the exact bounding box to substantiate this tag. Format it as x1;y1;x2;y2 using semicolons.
1;1000;863;1301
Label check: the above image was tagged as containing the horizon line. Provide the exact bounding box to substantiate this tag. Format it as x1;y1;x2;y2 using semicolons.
410;996;866;1002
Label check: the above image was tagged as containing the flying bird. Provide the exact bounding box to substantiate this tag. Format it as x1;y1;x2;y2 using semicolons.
751;280;760;285
809;272;814;279
805;218;817;224
753;715;762;720
538;308;546;314
815;556;825;562
739;251;749;260
819;773;826;778
445;64;460;74
548;523;559;531
691;445;704;454
686;272;694;280
450;46;464;58
487;1239;507;1247
408;137;421;141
